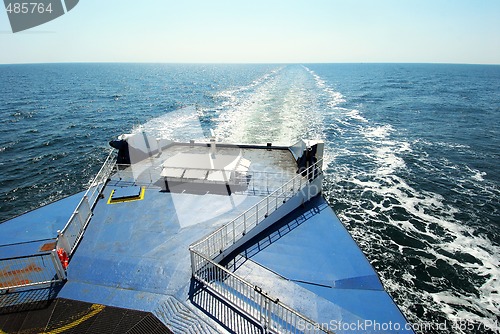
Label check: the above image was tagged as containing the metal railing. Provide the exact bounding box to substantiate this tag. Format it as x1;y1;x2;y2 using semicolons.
112;163;162;188
189;160;331;333
56;150;115;256
86;150;117;208
112;163;295;195
191;250;330;334
0;249;66;291
0;150;116;293
191;160;321;260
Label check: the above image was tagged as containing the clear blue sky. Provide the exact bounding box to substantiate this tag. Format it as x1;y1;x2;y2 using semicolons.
1;0;499;64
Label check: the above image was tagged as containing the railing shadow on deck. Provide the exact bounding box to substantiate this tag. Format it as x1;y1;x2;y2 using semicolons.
0;282;64;315
221;197;329;273
189;278;263;334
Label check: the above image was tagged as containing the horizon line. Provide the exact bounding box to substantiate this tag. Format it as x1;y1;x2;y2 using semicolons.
1;61;499;66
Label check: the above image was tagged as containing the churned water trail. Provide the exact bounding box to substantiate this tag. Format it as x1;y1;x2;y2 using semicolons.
307;64;500;333
213;65;327;145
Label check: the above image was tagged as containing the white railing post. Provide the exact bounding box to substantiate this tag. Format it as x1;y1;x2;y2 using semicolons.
266;196;269;217
190;249;196;275
265;297;271;332
243;212;247;234
232;220;236;244
266;173;269;193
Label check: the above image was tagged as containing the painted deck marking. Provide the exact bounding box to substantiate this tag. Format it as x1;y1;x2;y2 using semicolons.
42;304;105;334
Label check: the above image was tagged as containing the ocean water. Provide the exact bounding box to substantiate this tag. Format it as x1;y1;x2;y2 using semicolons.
0;63;499;333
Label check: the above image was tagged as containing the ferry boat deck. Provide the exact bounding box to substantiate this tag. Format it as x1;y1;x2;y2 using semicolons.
0;134;413;334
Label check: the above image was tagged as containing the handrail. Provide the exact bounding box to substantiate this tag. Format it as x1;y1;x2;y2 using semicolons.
191;159;322;258
191;249;331;334
0;249;66;292
57;149;116;256
0;150;115;293
189;159;331;333
85;149;117;209
115;164;288;187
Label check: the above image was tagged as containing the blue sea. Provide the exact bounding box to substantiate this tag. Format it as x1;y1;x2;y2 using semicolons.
1;63;499;333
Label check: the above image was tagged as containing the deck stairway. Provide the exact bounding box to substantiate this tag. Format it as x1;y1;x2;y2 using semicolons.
154;295;219;334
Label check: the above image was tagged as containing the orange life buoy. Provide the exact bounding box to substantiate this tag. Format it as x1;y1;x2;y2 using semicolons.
57;248;69;270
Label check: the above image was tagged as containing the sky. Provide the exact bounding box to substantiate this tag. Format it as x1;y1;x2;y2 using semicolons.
0;0;499;64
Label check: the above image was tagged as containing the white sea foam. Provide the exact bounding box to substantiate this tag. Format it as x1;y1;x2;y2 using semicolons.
133;106;206;142
214;66;327;146
466;165;487;182
359;124;411;176
363;124;393;139
346;109;368;123
427;219;500;329
341;166;500;329
471;171;486;182
325;117;500;330
303;66;345;108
